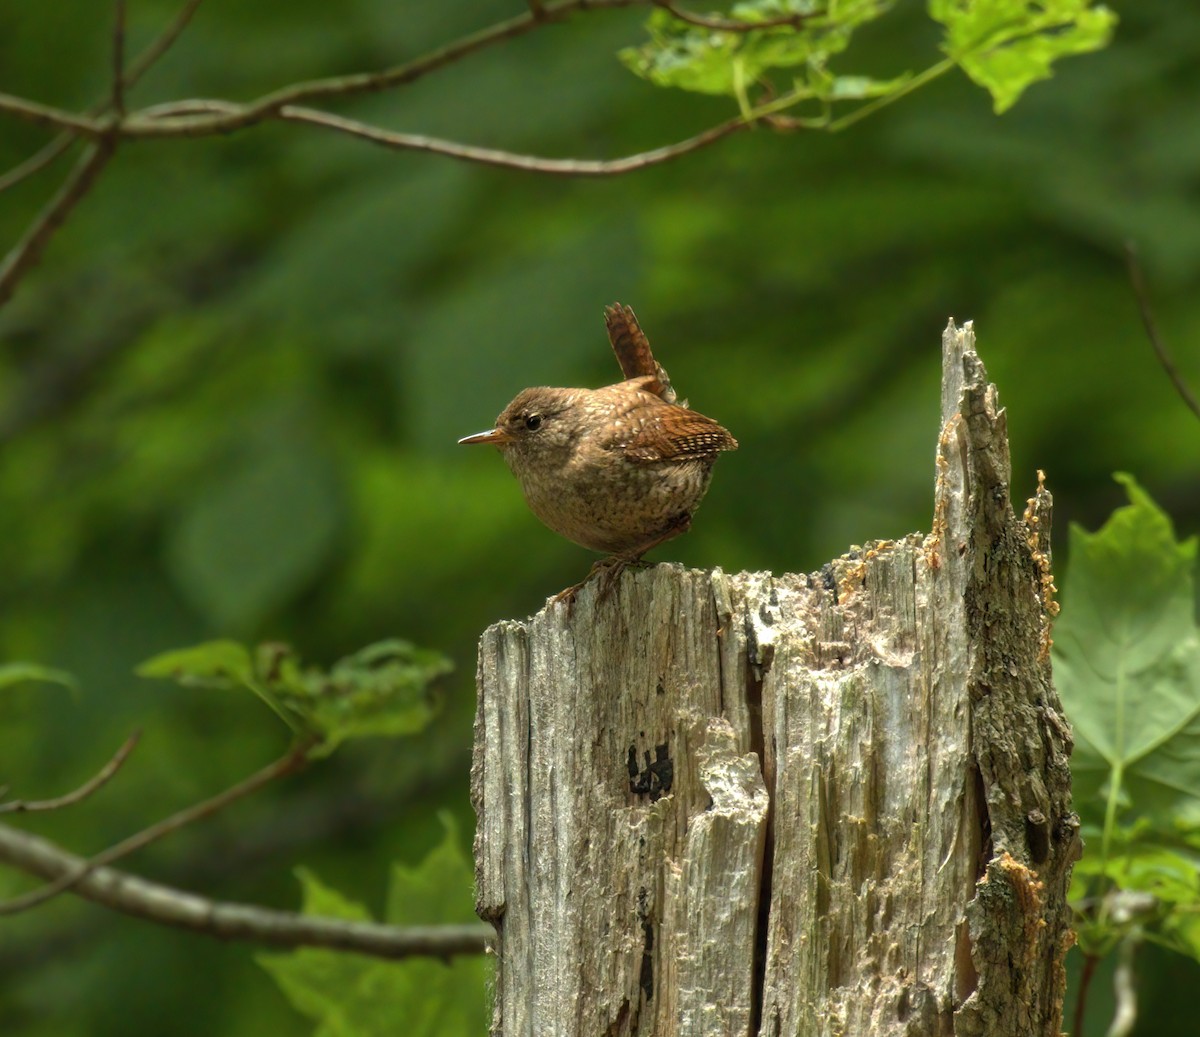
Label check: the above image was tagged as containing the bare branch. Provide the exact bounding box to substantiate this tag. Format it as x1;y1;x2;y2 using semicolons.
112;0;128;115
277;106;747;175
0;94;105;136
1125;240;1200;422
0;822;492;959
125;0;209;86
1074;952;1099;1037
0;136;77;194
0;141;116;308
121;99;746;173
0;739;311;916
653;0;810;32
4;0;632;141
118;0;648;138
0;732;141;816
0;0;743;305
0;0;207;194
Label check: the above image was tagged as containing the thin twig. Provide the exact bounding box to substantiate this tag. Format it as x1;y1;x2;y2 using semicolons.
125;0;209;85
1074;952;1098;1037
1125;240;1200;422
118;0;648;138
0;141;116;308
277;106;747;175
0;822;492;959
0;739;311;916
0;0;642;187
528;0;547;17
653;0;810;32
0;732;141;816
0;0;205;195
0;94;105;136
0;136;77;193
112;0;128;116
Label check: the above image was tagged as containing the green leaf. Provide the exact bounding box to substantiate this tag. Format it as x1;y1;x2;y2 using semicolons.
258;817;490;1037
0;662;77;693
135;640;255;689
1073;843;1200;906
1054;474;1200;822
620;1;894;98
1071;836;1200;962
930;0;1117;113
385;816;475;927
137;639;446;754
267;639;449;757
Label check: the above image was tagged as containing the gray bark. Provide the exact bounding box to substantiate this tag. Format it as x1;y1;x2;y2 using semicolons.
472;321;1078;1036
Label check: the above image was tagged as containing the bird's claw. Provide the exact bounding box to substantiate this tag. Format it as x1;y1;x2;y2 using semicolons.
550;554;642;612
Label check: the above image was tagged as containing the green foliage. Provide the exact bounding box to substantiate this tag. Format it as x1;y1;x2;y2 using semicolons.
1071;822;1200;961
258;817;490;1037
621;0;1115;121
1056;477;1200;979
1055;474;1200;832
620;1;895;101
0;663;77;693
1;0;1199;1033
930;0;1117;113
137;639;447;756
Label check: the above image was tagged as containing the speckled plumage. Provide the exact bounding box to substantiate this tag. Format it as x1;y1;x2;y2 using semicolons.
459;305;737;563
489;376;735;554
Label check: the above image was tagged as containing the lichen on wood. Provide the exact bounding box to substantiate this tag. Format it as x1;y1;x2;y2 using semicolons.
472;321;1077;1036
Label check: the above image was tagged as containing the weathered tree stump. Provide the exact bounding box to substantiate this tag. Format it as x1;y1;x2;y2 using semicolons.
472;322;1078;1036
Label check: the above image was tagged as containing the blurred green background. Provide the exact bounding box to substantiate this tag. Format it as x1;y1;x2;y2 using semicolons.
1;1;1197;1034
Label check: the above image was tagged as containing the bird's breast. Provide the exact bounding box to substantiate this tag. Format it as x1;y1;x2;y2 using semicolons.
507;446;715;554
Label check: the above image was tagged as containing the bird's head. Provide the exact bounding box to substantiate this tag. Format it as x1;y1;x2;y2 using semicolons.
458;386;581;467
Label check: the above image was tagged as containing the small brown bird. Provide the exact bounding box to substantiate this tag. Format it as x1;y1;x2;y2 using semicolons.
459;304;737;598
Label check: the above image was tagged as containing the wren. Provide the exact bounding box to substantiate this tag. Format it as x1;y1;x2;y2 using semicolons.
459;304;737;597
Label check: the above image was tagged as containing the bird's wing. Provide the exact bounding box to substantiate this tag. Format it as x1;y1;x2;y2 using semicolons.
604;303;677;404
623;405;738;464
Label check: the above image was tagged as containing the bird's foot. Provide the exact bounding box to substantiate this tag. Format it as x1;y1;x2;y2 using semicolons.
550;554;643;611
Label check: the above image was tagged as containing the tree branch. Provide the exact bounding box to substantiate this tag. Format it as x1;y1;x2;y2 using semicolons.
1125;240;1200;422
1074;952;1099;1037
0;732;140;816
117;0;649;139
0;141;116;308
277;106;747;175
125;0;209;85
0;739;311;916
112;0;128;115
0;136;77;193
1;0;636;141
0;0;208;195
0;94;105;135
0;0;748;306
0;822;492;960
128;99;746;173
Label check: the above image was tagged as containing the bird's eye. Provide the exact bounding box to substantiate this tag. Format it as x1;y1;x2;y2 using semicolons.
524;414;542;431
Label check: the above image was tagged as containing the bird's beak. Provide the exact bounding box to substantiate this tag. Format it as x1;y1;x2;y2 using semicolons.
458;428;512;446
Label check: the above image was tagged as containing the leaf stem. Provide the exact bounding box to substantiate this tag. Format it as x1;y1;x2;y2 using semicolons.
827;58;955;132
1100;633;1131;872
1100;759;1122;870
